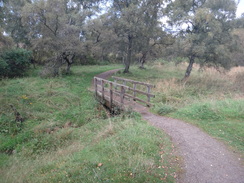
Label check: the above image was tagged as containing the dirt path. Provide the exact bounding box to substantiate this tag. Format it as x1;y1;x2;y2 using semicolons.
94;70;244;183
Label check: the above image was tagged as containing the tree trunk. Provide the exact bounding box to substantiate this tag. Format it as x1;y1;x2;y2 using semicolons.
31;59;36;69
124;35;133;73
139;52;147;69
182;56;195;82
66;62;72;73
63;52;75;74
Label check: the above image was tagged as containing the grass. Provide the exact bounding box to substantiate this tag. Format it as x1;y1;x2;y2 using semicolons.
171;100;244;153
0;64;180;183
114;61;244;154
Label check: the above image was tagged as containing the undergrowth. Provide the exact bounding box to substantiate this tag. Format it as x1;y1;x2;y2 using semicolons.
0;65;180;183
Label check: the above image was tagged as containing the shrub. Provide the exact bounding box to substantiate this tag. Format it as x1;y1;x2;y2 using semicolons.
0;48;32;77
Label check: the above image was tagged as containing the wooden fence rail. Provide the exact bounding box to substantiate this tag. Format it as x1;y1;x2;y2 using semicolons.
94;76;155;109
112;76;155;104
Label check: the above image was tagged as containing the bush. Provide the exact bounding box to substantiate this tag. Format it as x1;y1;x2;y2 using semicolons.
0;48;32;77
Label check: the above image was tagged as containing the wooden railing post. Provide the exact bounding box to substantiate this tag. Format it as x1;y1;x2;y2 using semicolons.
133;83;136;101
101;80;105;100
114;79;118;90
94;78;97;97
120;86;125;104
147;86;151;103
109;82;113;109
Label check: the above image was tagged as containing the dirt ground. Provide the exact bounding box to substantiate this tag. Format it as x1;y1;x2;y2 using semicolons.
94;69;244;183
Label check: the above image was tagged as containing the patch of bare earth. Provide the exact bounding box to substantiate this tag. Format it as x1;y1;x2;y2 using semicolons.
94;69;244;183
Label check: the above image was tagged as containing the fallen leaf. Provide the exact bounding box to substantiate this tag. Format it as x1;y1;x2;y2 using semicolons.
97;163;103;167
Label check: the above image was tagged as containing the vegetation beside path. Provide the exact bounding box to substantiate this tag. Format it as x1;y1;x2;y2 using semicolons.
0;65;180;183
114;61;244;155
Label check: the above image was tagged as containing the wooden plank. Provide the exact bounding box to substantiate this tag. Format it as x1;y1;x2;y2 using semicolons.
94;77;129;89
128;87;155;97
97;85;109;91
147;86;151;102
101;80;105;100
112;89;120;96
133;83;136;99
97;88;152;107
120;86;124;104
94;78;97;97
96;84;102;89
113;89;130;100
100;86;154;105
112;76;155;87
114;79;118;90
97;91;102;96
124;93;152;106
109;82;113;109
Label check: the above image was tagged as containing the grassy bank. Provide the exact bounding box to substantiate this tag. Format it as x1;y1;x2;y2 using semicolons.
114;61;244;154
0;65;180;182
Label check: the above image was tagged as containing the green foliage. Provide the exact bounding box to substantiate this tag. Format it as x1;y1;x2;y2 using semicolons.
0;48;32;77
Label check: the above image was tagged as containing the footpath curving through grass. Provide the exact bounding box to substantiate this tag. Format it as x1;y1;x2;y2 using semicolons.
0;65;180;183
114;61;244;155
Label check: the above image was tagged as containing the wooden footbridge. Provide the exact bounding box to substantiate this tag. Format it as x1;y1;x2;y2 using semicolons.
94;76;155;111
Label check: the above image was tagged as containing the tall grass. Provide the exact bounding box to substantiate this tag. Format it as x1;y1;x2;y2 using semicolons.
115;62;244;154
0;65;180;183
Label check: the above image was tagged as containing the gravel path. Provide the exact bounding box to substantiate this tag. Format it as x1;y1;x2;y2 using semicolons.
94;69;244;183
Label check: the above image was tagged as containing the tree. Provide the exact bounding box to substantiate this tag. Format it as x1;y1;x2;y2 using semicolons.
21;0;101;76
108;0;168;73
82;14;120;64
1;0;31;47
0;29;14;49
167;0;237;80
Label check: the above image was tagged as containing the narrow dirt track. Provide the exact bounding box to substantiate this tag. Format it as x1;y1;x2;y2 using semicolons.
94;69;244;183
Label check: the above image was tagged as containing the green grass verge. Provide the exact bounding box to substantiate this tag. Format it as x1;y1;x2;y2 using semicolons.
170;99;244;153
0;64;180;183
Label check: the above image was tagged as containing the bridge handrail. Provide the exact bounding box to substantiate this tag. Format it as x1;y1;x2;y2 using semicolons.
94;77;129;89
94;76;155;108
112;76;155;88
112;76;155;104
